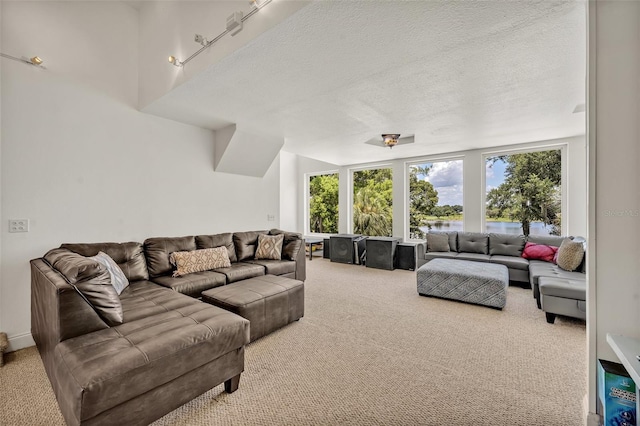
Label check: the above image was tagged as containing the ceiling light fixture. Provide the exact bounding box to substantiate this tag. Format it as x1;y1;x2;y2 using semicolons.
168;55;183;67
169;0;272;68
0;52;45;67
382;134;401;149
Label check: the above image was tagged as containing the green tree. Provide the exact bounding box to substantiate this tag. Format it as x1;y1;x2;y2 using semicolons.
353;186;392;236
409;165;438;238
486;151;562;236
353;168;393;236
309;174;339;233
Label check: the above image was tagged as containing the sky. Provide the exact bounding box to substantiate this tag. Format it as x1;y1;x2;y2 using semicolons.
416;158;507;206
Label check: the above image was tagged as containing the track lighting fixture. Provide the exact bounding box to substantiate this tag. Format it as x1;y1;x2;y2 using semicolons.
168;55;183;67
194;34;209;46
0;52;45;67
168;0;273;69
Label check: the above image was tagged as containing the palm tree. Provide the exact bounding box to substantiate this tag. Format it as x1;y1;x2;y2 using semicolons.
353;187;392;236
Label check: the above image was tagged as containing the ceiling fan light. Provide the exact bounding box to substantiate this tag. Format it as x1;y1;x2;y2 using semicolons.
30;56;43;65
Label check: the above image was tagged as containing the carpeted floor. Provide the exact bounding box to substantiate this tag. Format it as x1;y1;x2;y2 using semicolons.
0;259;586;425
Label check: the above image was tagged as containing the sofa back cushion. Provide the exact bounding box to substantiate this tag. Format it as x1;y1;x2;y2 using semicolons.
61;242;148;281
269;229;303;261
457;232;489;254
233;231;269;261
426;233;450;252
488;233;525;257
144;236;196;278
195;233;237;263
430;231;458;252
526;235;567;247
43;248;124;326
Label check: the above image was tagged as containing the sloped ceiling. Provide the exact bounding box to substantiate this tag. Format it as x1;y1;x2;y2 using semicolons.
143;0;586;166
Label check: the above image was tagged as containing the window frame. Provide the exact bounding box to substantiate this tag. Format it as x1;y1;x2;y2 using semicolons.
481;144;568;236
404;155;465;241
304;170;340;237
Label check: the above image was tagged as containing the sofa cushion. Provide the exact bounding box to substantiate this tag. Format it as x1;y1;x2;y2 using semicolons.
556;238;585;272
488;233;525;257
246;259;296;276
457;232;489;254
233;231;268;261
269;229;303;260
521;242;559;263
53;301;249;423
90;251;129;295
44;248;103;284
526;235;566;247
539;277;586;301
195;233;237;263
169;247;231;277
144;236;196;278
151;271;227;298
426;233;450;252
454;252;491;262
61;242;149;282
44;248;124;326
429;231;457;252
489;255;530;271
255;234;284;260
119;280;202;322
528;260;586;286
424;252;458;261
214;262;265;283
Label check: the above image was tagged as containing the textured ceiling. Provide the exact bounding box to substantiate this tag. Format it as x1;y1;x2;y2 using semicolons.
143;0;586;166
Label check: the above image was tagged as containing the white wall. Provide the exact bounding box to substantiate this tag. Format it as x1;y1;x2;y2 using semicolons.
0;1;280;351
295;136;587;239
587;0;640;415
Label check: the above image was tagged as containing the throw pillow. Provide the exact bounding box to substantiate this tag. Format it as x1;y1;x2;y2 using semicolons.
521;242;559;263
556;238;585;271
90;251;129;295
170;247;231;277
426;233;450;252
255;233;285;260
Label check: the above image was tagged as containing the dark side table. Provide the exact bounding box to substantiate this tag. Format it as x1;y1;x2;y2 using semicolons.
304;238;324;260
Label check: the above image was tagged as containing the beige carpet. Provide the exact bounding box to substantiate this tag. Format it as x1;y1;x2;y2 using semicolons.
0;259;586;425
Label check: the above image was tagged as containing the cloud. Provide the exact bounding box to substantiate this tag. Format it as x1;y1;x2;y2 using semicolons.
436;184;463;206
424;160;463;187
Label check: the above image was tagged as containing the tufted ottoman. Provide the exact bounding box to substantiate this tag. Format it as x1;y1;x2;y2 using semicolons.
202;275;304;342
417;259;509;309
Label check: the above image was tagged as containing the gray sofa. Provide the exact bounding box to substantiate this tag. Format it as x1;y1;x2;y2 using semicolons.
30;229;305;426
419;232;586;323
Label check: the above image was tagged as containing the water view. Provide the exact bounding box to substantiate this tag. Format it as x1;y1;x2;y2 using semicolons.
420;221;555;236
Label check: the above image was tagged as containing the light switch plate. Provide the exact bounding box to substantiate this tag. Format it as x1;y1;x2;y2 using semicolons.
9;219;29;233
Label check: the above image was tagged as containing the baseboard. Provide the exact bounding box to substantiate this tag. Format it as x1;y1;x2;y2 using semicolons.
586;412;600;426
7;332;35;352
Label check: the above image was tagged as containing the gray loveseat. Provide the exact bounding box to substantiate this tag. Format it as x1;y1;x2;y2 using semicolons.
418;232;586;323
30;229;305;426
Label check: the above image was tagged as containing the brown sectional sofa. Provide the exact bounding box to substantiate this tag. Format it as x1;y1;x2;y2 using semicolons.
31;229;305;426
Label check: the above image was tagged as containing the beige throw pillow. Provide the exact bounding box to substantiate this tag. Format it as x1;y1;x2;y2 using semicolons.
426;233;450;253
255;233;284;260
170;247;231;277
555;238;585;271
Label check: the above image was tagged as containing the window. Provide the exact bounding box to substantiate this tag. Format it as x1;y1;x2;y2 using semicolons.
352;167;393;236
485;149;562;236
408;159;464;239
308;172;339;234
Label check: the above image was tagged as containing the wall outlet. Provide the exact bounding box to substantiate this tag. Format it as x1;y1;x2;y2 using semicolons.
267;214;275;221
9;219;29;233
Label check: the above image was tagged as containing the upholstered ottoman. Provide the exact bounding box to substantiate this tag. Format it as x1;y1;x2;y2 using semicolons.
417;259;509;309
202;275;304;342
